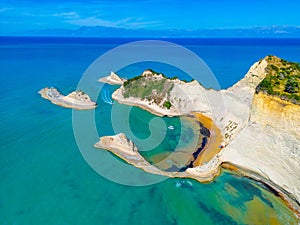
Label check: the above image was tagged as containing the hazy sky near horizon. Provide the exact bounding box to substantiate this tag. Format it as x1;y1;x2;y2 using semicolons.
1;0;300;34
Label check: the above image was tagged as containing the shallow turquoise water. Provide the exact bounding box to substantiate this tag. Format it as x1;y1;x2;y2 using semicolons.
0;37;299;224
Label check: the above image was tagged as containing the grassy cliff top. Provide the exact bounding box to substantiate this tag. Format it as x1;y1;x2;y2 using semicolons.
121;69;196;109
256;55;300;104
122;70;175;107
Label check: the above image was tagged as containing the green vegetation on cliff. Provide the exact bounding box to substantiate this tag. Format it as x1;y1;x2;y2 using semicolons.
163;101;172;109
123;70;174;106
256;56;300;104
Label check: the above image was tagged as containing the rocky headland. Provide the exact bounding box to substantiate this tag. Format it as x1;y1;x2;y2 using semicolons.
97;56;300;215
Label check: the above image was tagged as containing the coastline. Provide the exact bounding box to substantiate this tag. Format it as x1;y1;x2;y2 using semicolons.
112;91;183;117
95;130;300;217
95;132;300;216
98;57;300;218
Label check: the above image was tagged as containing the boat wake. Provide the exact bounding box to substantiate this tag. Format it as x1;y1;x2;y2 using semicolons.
101;88;114;105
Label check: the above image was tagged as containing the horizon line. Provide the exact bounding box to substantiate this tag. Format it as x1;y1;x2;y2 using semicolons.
2;36;300;39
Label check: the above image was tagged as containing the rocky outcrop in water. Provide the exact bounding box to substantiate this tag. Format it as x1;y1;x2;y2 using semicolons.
39;87;97;110
98;72;126;85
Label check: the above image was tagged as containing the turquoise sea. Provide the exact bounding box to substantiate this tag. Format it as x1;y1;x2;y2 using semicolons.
1;37;300;224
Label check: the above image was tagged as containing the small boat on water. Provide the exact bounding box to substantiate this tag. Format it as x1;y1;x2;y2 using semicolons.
168;125;174;130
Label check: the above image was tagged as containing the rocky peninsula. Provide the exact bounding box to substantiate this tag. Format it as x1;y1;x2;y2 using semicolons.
39;87;97;110
94;133;222;182
97;56;300;215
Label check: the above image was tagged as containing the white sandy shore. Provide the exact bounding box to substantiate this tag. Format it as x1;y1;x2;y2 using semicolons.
98;57;300;214
39;87;97;110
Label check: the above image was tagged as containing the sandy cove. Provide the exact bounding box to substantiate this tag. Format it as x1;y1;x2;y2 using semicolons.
191;112;224;166
98;56;300;215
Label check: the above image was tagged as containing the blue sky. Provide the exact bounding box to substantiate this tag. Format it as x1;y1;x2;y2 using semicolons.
1;0;300;34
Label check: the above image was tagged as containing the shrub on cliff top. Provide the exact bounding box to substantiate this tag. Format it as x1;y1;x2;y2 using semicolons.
163;101;172;109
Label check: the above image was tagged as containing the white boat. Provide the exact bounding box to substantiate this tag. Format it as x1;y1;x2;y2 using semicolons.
168;125;174;130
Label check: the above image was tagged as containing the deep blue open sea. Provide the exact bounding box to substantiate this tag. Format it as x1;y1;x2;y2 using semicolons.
1;37;300;224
